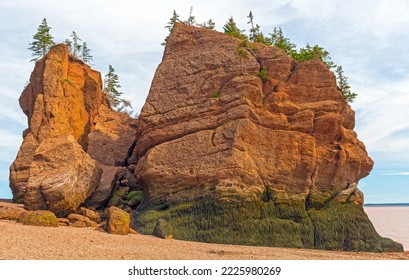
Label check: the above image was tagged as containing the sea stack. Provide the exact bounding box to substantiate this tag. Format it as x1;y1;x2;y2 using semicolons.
130;24;402;252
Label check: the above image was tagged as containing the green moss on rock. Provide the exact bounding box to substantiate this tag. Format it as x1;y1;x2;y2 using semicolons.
308;202;403;252
134;199;314;248
133;199;403;252
18;210;59;227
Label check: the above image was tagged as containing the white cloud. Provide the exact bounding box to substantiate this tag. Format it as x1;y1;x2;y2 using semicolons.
378;172;409;176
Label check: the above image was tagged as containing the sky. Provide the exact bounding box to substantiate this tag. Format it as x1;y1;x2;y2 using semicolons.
1;0;409;203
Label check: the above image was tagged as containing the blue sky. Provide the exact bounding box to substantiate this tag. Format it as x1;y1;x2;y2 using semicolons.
1;0;408;203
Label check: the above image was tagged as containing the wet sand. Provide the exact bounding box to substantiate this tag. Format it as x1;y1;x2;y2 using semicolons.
0;219;408;260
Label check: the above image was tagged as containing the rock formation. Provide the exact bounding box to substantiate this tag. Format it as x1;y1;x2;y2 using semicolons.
9;44;137;215
131;24;402;252
8;25;403;251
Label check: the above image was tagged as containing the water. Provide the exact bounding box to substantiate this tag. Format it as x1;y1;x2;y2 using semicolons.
364;206;409;250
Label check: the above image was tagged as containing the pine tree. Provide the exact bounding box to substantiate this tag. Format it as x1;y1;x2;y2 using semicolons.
270;27;296;55
335;65;357;103
64;39;73;54
246;12;271;45
185;6;196;26
81;42;93;63
162;10;181;46
223;17;247;40
70;31;82;58
28;18;55;62
104;65;132;110
199;19;216;30
294;44;334;69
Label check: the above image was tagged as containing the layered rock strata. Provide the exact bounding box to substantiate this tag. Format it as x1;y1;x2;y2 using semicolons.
131;24;402;252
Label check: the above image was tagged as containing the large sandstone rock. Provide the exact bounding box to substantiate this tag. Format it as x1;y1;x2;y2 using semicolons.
24;135;102;217
9;44;137;211
9;44;104;202
132;24;402;252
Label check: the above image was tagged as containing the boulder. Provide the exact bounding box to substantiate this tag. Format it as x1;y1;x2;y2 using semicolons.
107;206;130;235
18;210;59;227
131;24;402;252
58;218;71;226
24;135;102;217
83;165;119;209
0;202;26;220
76;207;101;223
153;219;173;239
67;213;98;228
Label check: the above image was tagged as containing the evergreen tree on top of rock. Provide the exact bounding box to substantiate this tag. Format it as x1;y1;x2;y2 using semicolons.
162;7;216;46
28;18;55;62
103;65;132;112
247;11;271;45
64;31;93;64
223;17;247;40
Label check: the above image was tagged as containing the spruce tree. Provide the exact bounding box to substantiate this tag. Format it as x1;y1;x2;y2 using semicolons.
247;12;271;45
28;18;55;62
104;65;132;110
70;31;82;58
223;17;247;40
81;42;93;63
336;65;357;103
185;6;196;26
270;27;296;56
162;10;181;46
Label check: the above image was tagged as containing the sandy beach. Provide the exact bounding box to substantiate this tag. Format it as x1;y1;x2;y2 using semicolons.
0;219;408;260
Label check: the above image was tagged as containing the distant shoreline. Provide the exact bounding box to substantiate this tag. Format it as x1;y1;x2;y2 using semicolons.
364;203;409;207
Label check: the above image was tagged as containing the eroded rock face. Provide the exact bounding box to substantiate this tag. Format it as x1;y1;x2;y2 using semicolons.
9;44;137;212
24;135;101;217
132;24;371;206
132;24;402;252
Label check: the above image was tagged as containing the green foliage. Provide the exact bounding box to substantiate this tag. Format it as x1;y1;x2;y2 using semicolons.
184;6;196;26
81;42;93;63
103;65;132;111
64;32;93;64
247;11;272;45
235;46;248;59
212;91;220;98
162;10;181;46
70;31;82;57
223;17;248;40
335;65;357;103
64;78;74;86
257;66;269;82
270;27;296;56
293;43;335;69
28;18;55;62
199;19;216;30
162;7;216;46
269;26;356;103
